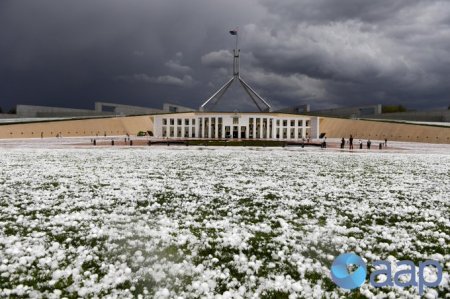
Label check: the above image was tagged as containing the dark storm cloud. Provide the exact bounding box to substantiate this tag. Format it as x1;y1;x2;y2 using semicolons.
260;0;415;24
0;0;449;111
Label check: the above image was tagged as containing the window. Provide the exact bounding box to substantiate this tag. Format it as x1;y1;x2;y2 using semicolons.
211;118;216;138
262;119;268;138
218;123;223;138
170;119;174;125
233;117;239;125
185;119;189;126
256;118;261;138
269;119;273;139
298;120;303;127
101;105;116;112
177;119;182;126
290;128;295;138
170;127;174;137
198;118;203;138
276;119;280;126
192;119;196;125
306;120;310;127
225;126;231;138
162;118;167;125
290;120;295;127
204;118;209;138
283;120;287;127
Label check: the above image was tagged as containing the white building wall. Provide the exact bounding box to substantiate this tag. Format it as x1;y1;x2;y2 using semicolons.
310;117;320;139
153;113;318;141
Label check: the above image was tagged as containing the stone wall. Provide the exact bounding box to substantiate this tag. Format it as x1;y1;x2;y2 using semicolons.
320;117;450;144
0;116;153;139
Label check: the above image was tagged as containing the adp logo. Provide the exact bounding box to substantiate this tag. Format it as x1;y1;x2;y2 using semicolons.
330;253;443;295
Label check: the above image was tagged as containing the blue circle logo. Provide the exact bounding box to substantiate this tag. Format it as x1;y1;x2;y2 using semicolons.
330;253;367;289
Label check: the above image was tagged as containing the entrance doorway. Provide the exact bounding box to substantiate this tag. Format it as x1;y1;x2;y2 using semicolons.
233;126;239;138
240;126;246;138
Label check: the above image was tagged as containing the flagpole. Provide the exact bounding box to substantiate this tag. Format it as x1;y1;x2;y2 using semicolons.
199;28;272;112
235;30;239;77
230;28;239;77
235;30;238;52
237;28;239;76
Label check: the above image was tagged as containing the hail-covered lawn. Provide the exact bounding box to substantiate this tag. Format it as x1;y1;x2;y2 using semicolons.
0;146;449;298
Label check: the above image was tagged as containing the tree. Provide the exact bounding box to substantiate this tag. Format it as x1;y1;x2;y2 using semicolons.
0;106;2;113
382;105;407;113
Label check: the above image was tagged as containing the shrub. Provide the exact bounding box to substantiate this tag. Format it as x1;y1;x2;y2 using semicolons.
382;105;407;113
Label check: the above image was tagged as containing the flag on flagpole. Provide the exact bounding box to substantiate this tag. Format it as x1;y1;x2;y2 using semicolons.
229;29;238;35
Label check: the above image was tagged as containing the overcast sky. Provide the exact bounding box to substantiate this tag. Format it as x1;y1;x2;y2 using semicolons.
1;0;450;111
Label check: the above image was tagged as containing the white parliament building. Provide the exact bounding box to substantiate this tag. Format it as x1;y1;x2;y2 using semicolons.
152;30;319;141
152;112;319;140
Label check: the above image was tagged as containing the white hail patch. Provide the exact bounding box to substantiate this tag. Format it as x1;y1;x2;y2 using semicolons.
0;145;449;298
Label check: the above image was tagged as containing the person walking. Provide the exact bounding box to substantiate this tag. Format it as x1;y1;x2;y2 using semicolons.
367;139;371;149
349;135;354;150
359;140;363;149
384;138;388;147
321;137;327;148
341;137;345;149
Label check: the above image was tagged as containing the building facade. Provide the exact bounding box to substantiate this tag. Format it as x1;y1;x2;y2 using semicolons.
152;112;320;140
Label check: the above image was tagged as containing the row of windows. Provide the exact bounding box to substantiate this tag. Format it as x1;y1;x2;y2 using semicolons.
162;118;201;126
161;125;308;139
273;119;309;127
162;126;196;138
161;117;310;127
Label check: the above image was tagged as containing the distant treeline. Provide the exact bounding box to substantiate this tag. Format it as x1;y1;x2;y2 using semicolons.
0;107;16;114
382;104;450;113
382;105;408;113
